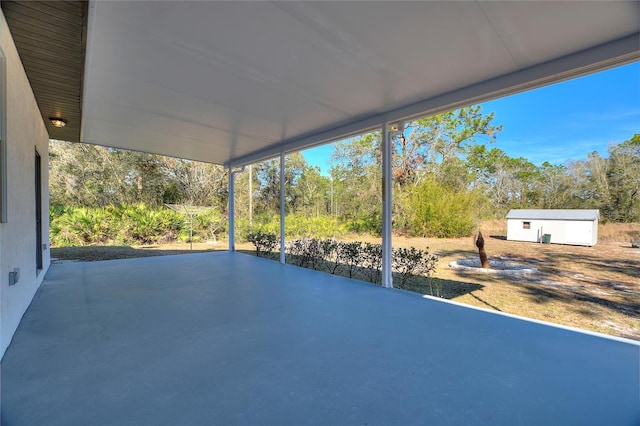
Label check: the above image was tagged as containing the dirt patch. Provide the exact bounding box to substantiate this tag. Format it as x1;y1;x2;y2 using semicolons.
388;233;640;341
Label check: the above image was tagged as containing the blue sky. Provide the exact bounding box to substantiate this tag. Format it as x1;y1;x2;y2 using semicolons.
304;61;639;173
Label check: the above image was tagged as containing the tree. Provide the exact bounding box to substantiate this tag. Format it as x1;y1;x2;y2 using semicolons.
295;166;331;217
402;105;502;186
163;158;227;208
583;151;612;214
122;151;167;206
465;146;531;215
475;231;490;269
535;162;563;208
330;106;502;233
607;134;640;222
49;141;228;209
254;153;307;215
50;141;126;207
331;132;382;232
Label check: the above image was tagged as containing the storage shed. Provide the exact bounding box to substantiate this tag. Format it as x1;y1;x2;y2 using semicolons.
506;209;599;246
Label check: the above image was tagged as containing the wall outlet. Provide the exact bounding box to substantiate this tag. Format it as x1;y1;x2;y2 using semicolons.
8;268;20;286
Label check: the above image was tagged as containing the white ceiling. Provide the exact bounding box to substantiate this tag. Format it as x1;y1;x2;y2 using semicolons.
81;1;640;166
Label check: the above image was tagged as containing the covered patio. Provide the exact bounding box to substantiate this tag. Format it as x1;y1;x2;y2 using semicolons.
3;252;638;425
1;1;639;423
2;0;638;290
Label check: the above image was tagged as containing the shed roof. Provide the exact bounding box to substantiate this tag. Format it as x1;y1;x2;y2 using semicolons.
506;209;600;221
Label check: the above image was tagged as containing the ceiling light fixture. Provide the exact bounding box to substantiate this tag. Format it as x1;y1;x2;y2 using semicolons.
49;117;67;128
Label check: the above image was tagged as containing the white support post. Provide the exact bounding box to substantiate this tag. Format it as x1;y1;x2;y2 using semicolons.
381;121;393;288
248;164;253;231
228;168;236;252
279;152;286;264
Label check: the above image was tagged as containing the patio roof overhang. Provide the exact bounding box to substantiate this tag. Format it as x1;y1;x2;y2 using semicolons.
3;1;639;166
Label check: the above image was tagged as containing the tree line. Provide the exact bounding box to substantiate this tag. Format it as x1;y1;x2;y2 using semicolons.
49;105;639;242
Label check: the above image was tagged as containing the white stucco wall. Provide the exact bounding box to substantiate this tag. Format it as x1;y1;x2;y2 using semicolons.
0;12;51;357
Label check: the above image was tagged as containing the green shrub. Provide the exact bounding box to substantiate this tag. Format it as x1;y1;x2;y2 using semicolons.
50;207;116;246
407;179;480;238
344;213;381;235
272;236;441;293
360;242;382;283
193;210;227;242
283;237;441;290
285;239;307;267
338;241;362;278
237;214;346;242
285;214;347;239
119;204;183;244
49;204;226;247
248;230;278;258
320;239;341;275
392;247;438;291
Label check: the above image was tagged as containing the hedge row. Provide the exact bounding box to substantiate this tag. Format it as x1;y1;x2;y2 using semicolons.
247;232;440;294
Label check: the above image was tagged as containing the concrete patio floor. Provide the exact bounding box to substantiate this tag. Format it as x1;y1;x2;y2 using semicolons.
2;252;638;425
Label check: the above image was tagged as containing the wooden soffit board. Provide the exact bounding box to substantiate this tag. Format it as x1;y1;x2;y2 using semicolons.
1;0;87;142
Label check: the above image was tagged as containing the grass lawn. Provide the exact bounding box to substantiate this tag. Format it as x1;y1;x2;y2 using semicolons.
51;243;226;262
51;222;640;341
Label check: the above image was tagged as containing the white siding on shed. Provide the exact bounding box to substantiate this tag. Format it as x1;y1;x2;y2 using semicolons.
506;210;598;246
564;221;594;246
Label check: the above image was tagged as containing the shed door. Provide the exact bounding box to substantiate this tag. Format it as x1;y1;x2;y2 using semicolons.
564;221;592;245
